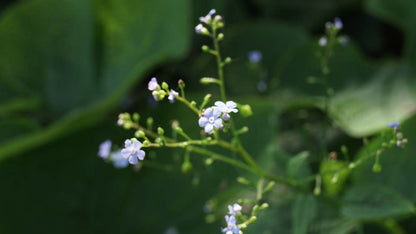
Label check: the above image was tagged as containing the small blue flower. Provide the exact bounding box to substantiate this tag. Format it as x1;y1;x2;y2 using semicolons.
334;17;343;29
388;122;400;131
98;140;112;159
199;9;217;23
195;24;204;34
111;150;129;169
221;215;240;234
319;36;327;47
248;50;262;63
227;203;242;216
397;140;402;147
168;89;179;103
148;77;159;91
215;101;238;114
121;139;145;165
199;107;223;133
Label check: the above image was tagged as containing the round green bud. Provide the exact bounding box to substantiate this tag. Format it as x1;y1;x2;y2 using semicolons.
217;33;224;41
135;130;146;138
181;161;192;173
201;45;210;52
372;163;382;173
161;82;169;90
157;127;165;136
132;113;140;122
240;104;253;117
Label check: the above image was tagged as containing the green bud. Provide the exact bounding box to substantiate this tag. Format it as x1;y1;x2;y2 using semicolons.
203;94;212;102
372;163;382;173
146;117;154;130
205;214;216;223
132;113;140;122
171;120;179;129
252;204;259;214
201;45;210;52
217;33;224;41
123;122;133;130
161;82;169;90
237;177;251;185
224;57;232;65
155;137;163;146
205;158;214;165
236;126;249;135
190;101;197;107
142;140;150;147
313;187;321;195
240;104;253;117
135;130;146;138
341;145;348;156
200;77;221;84
157;127;165;136
178;79;185;89
263;181;276;193
181;161;192;173
259;203;269;210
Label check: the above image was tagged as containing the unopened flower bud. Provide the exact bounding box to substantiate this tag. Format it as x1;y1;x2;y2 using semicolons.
157;127;165;136
178;79;185;89
237;177;250;185
217;33;224;41
161;82;169;90
240;104;253;117
135;130;146;138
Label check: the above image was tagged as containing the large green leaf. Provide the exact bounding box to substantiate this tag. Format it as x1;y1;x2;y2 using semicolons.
341;185;415;220
0;0;191;160
292;194;317;234
328;63;416;137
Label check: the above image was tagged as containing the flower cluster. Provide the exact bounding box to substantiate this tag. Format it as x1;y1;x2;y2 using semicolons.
148;77;179;103
195;9;224;35
199;101;238;133
318;17;346;47
222;203;242;234
388;122;408;147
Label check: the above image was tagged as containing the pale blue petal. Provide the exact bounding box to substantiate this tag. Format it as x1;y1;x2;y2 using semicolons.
214;118;222;128
121;149;130;158
129;155;138;164
132;139;142;149
137;150;146;160
212;107;221;118
226;101;237;109
204;107;213;117
124;139;131;148
199;117;208;127
205;124;213;133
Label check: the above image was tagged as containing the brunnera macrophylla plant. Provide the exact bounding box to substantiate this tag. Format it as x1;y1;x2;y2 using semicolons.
97;9;409;233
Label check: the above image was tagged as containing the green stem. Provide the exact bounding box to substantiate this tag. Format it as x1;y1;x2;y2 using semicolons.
175;96;200;115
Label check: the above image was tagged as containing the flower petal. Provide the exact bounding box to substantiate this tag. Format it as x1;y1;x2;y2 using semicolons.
199;117;208;127
214;118;222;128
205;124;214;133
124;139;131;148
212;107;221;118
132;139;142;149
137;150;146;160
120;149;130;158
128;155;138;165
204;107;213;117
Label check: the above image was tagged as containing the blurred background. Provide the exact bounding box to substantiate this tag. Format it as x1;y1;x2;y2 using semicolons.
1;0;416;233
